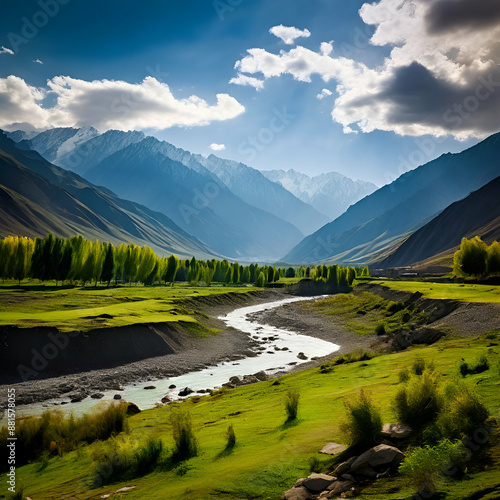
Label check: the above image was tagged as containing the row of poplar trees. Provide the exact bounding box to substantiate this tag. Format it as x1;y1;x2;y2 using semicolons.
0;234;362;287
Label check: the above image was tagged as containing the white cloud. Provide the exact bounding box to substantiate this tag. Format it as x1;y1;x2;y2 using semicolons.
0;75;245;132
210;143;226;151
233;1;500;139
317;88;333;100
229;73;265;90
0;46;14;55
269;25;311;45
33;59;43;64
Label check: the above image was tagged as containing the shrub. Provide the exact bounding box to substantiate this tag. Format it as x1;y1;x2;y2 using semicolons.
309;455;322;473
398;367;410;383
90;439;131;487
134;438;164;477
387;301;405;314
459;359;470;377
399;440;466;496
225;424;236;451
375;323;386;335
341;390;382;447
171;410;198;461
285;390;300;422
411;357;434;375
458;353;490;377
474;354;489;374
394;371;442;428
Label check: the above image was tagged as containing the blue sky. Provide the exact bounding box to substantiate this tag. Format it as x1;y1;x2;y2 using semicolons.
1;0;497;185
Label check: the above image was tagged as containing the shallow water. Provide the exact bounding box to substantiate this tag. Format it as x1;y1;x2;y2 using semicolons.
4;295;340;421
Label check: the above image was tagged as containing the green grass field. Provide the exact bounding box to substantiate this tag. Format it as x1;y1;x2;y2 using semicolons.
0;282;260;332
4;331;499;500
375;280;500;303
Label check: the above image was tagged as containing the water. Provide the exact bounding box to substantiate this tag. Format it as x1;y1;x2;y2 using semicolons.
3;295;340;422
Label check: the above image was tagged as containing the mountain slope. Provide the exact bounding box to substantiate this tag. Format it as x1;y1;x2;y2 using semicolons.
0;132;219;259
192;155;330;235
376;176;500;268
86;137;303;260
263;169;377;220
284;132;500;264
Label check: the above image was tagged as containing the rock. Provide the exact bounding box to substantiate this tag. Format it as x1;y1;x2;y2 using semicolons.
327;481;354;496
126;402;141;415
293;478;306;488
144;385;156;390
333;456;357;476
242;375;260;385
412;327;445;345
169;384;176;389
253;370;268;381
302;473;336;493
91;393;104;399
68;393;85;403
297;352;308;360
320;442;346;455
229;376;242;386
341;474;355;482
113;394;122;400
282;347;289;351
282;486;315;500
161;396;172;404
350;444;404;473
382;423;413;439
355;466;377;478
178;387;194;397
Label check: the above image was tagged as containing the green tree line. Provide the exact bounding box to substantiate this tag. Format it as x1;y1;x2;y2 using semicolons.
0;234;362;287
453;236;500;278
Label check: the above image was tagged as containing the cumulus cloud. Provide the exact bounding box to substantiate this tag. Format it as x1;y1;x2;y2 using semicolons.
229;73;265;90
269;25;311;45
0;46;14;55
210;143;226;151
33;58;43;64
0;75;245;131
317;88;333;100
232;0;500;139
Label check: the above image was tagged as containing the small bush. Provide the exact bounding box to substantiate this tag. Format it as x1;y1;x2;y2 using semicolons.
387;301;405;314
394;371;442;428
171;410;198;461
458;353;490;377
398;367;410;383
309;455;322;473
474;354;489;374
91;439;131;487
399;440;466;496
225;424;236;451
134;438;163;477
411;357;434;375
285;390;300;422
341;390;382;447
375;323;386;335
459;359;470;377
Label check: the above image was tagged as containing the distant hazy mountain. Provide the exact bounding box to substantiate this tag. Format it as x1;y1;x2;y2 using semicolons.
262;169;377;220
376;176;500;268
5;130;40;143
0;132;219;259
192;155;330;235
284;132;500;264
86;137;303;260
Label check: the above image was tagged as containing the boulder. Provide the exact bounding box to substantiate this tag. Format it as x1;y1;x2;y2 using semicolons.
333;456;357;476
242;375;260;385
411;328;445;345
350;444;404;473
91;393;104;399
68;393;86;403
144;385;156;390
297;352;308;360
178;387;194;397
229;376;242;386
113;394;122;400
282;486;315;500
320;442;346;455
302;473;336;493
169;384;176;389
126;402;141;415
161;396;172;404
382;423;413;439
327;481;354;496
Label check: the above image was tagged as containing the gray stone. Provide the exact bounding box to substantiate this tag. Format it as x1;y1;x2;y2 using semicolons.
229;376;242;386
113;394;122;400
242;375;260;385
302;473;336;493
253;370;268;381
297;352;308;360
143;385;156;390
351;444;404;472
282;486;315;500
91;393;104;399
327;481;354;495
178;387;194;397
126;402;141;415
161;395;172;404
320;442;346;455
341;474;355;482
333;456;357;476
382;423;413;439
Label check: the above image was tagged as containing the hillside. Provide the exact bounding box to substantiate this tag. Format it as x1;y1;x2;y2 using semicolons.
377;176;500;268
283;132;500;264
0;132;220;259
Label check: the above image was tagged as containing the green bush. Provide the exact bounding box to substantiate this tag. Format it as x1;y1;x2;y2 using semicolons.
225;424;236;451
285;390;300;422
411;357;434;375
171;410;198;461
394;371;442;428
398;367;410;383
341;390;382;447
459;353;490;377
386;301;405;314
399;440;466;495
459;359;470;377
375;323;386;335
134;438;164;477
91;438;131;487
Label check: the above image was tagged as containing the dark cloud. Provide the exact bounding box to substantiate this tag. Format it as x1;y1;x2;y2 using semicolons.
426;0;500;34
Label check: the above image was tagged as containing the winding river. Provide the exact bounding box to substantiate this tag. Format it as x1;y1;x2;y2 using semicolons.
5;295;340;421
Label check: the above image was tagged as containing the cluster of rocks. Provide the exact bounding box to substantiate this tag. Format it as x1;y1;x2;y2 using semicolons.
223;370;269;388
283;424;411;500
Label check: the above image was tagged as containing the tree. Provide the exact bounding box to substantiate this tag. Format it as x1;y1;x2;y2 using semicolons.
487;241;500;275
240;266;250;283
327;265;338;287
164;255;179;284
231;263;240;284
101;244;115;287
267;266;274;283
256;271;266;287
454;237;488;277
285;267;295;278
203;266;215;287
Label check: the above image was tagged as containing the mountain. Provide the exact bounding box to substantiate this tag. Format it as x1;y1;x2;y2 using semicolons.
191;155;330;235
376;176;500;268
262;169;377;220
5;130;40;143
86;137;304;260
284;132;500;264
0;131;219;260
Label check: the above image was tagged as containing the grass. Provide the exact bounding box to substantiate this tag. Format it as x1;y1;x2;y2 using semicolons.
375;280;500;303
4;330;499;500
0;281;259;332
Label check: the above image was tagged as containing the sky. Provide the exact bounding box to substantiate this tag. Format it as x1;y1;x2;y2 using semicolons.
1;0;499;185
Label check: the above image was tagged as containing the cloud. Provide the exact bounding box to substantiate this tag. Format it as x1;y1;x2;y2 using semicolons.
0;75;245;132
229;73;265;90
33;58;43;64
317;88;333;100
0;46;14;55
269;25;311;45
210;143;226;151
232;0;500;139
